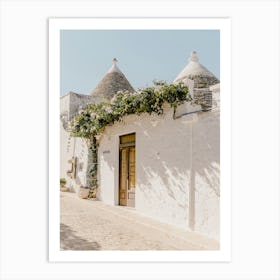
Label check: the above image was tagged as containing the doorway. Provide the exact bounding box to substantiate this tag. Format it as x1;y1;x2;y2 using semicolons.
119;133;136;207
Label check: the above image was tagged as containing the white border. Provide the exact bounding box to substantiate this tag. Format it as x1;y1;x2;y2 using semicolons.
49;18;231;262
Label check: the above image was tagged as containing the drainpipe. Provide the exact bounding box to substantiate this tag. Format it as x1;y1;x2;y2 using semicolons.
174;107;213;120
175;105;202;231
189;122;195;231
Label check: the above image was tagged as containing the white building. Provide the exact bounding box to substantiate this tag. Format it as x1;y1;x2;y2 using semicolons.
60;52;220;241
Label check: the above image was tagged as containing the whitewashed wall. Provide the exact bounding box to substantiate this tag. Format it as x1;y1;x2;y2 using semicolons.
97;102;220;240
192;108;220;240
60;93;92;192
60;88;220;240
60;121;89;193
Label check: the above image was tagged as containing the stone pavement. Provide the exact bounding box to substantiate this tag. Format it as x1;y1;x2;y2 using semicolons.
60;192;219;250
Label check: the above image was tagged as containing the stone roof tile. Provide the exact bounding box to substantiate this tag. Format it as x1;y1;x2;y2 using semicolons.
174;51;219;85
91;58;134;100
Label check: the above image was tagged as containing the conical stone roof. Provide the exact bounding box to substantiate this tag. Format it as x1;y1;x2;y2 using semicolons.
91;58;134;100
174;51;219;85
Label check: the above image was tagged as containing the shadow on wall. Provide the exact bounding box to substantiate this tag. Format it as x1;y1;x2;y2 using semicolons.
188;109;220;231
138;163;189;210
191;110;220;197
139;111;219;200
101;109;220;232
60;223;101;250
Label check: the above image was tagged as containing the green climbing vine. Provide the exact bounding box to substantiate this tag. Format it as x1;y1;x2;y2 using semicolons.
69;81;192;192
86;136;98;196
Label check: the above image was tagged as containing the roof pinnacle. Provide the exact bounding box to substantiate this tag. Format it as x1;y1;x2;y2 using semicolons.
173;50;219;84
189;51;199;62
107;58;121;74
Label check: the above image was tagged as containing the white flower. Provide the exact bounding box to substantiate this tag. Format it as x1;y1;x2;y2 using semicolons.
111;95;118;104
105;106;113;113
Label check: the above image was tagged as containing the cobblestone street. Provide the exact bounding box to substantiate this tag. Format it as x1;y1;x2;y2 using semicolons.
60;192;219;250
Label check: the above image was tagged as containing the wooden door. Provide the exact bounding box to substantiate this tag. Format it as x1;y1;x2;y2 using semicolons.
119;134;136;207
119;148;128;206
127;146;135;207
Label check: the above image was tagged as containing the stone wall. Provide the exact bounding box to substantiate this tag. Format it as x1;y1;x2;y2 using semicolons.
60;92;99;120
193;88;212;110
176;77;214;111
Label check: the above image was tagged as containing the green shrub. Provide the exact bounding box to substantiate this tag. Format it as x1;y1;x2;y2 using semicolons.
70;81;191;139
68;81;191;192
60;178;67;185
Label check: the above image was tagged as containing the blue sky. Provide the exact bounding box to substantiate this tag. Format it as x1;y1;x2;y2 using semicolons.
60;30;220;96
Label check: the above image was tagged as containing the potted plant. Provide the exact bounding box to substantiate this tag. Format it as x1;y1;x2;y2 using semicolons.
60;178;69;192
78;185;90;199
91;187;97;198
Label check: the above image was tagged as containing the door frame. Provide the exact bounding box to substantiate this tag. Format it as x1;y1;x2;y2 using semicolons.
118;133;136;207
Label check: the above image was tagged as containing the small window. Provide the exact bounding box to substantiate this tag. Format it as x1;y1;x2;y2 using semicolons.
120;133;135;145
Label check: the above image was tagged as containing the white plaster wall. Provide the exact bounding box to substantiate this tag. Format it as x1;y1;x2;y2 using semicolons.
192;108;220;240
98;105;191;229
98;102;220;240
60;94;72;186
60;120;72;182
60;90;220;240
97;134;117;205
60;92;92;192
60;121;89;193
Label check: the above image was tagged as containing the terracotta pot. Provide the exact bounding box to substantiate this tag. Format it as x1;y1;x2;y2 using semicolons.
78;187;90;199
60;185;69;192
91;188;97;198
